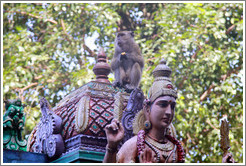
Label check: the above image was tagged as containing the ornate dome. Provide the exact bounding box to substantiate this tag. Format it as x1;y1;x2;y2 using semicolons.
27;50;131;158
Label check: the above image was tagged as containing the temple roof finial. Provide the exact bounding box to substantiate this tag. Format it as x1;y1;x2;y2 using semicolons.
93;48;111;83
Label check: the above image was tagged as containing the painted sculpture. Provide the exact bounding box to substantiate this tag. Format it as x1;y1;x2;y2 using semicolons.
121;87;144;143
3;99;27;151
103;59;185;163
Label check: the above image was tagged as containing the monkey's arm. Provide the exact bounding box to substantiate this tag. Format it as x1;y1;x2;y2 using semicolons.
128;54;144;68
111;55;121;71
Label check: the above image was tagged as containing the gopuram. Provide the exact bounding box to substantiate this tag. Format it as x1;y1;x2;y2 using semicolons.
3;42;235;164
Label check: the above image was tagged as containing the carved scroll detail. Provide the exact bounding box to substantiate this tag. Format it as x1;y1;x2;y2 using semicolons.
31;98;64;159
121;88;144;142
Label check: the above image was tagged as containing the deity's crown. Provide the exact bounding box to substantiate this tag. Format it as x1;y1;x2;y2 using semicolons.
148;59;178;103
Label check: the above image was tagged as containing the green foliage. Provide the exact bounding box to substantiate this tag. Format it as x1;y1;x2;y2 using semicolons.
3;3;243;163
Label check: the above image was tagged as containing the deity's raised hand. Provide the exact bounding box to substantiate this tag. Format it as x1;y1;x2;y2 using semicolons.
104;119;124;148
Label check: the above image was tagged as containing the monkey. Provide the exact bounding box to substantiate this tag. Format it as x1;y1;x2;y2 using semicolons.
111;31;144;92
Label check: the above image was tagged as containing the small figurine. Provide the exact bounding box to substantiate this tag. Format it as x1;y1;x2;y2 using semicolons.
3;99;27;151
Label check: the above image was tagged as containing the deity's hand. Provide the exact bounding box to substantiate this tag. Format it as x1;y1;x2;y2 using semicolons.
139;147;155;163
222;152;235;163
104;119;124;148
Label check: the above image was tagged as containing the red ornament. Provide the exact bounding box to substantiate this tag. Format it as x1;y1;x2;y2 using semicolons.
167;84;173;89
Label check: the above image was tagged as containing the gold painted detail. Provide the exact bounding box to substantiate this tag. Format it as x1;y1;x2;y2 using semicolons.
113;91;130;120
75;95;90;133
89;81;124;94
53;84;89;110
132;110;145;135
145;136;174;151
88;81;126;99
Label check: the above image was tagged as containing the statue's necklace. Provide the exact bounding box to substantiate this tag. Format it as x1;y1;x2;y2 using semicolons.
145;139;175;162
145;135;174;151
137;130;186;163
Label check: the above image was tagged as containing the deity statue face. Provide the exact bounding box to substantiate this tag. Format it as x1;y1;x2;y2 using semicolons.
148;95;176;130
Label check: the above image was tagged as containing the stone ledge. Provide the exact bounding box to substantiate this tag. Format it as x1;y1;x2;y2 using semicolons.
3;149;48;163
52;149;105;163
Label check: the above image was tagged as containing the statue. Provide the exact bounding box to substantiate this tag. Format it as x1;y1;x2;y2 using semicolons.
103;59;236;163
3;99;27;151
103;59;185;163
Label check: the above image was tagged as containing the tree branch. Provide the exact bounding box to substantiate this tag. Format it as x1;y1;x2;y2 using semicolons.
226;24;236;35
15;82;39;102
83;44;96;57
199;83;216;102
199;65;242;102
4;10;58;24
187;133;196;144
220;66;241;81
226;15;243;35
60;19;66;33
206;119;219;130
21;82;39;91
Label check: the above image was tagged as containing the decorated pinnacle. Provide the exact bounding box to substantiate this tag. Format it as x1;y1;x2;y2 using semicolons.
93;48;111;83
152;59;172;78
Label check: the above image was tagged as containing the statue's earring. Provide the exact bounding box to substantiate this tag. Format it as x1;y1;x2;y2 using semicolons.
144;120;151;130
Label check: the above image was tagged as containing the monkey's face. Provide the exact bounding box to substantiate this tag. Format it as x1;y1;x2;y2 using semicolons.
116;31;134;48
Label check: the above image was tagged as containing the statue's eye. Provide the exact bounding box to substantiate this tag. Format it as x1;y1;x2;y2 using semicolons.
161;102;168;107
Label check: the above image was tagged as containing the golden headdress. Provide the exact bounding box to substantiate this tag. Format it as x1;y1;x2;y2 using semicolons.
133;59;177;137
148;59;177;103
